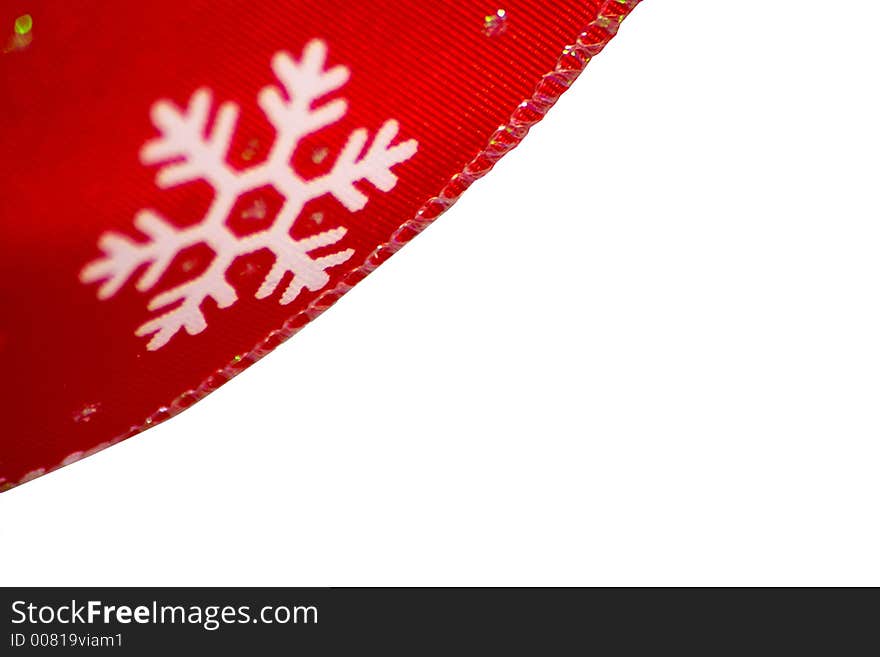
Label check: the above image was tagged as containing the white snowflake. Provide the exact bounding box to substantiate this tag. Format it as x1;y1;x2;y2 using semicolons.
81;39;418;350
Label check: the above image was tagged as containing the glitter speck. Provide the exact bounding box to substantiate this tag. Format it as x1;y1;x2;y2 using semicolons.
311;146;329;164
310;211;324;224
483;9;508;37
4;14;33;53
241;261;260;277
233;354;243;363
241;139;260;162
73;403;101;424
14;15;32;36
242;198;267;220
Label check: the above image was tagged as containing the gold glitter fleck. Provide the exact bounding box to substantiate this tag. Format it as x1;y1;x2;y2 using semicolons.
3;15;33;54
73;403;101;424
483;9;508;37
241;139;260;161
242;198;267;220
14;15;32;36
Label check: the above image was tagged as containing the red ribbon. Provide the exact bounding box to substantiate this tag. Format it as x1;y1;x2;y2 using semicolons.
0;0;640;491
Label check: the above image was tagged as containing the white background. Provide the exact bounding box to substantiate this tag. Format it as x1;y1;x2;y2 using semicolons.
3;1;880;586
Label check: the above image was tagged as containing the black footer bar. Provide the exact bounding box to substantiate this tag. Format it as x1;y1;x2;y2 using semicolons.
1;587;873;652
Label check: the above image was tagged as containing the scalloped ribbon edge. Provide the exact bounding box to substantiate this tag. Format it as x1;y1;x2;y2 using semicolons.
1;0;642;493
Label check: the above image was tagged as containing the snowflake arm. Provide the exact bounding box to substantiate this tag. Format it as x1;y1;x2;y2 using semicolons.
254;227;353;304
140;88;239;189
258;39;349;162
136;257;237;350
316;120;418;211
79;210;195;298
284;249;355;303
